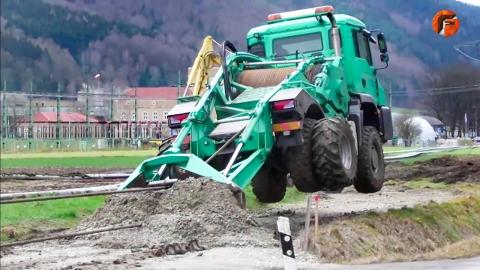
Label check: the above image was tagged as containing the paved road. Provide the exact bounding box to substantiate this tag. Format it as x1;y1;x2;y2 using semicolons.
142;247;480;270
330;256;480;270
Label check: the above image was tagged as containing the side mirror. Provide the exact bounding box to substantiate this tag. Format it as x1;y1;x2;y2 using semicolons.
377;32;388;54
377;32;389;64
380;53;389;63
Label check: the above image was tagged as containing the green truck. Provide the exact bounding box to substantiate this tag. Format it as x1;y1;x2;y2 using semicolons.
121;5;393;203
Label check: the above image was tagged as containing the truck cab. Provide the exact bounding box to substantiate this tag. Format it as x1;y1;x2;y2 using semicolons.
245;5;392;142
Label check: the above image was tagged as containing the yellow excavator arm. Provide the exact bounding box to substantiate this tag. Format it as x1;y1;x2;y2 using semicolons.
184;36;222;96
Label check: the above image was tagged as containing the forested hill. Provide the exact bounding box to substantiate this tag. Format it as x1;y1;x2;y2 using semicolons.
1;0;479;101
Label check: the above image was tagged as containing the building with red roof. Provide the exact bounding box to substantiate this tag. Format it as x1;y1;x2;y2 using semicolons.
124;87;178;100
12;87;178;141
32;112;99;123
113;87;179;123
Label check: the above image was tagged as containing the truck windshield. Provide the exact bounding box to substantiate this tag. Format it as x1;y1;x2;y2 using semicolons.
273;32;323;58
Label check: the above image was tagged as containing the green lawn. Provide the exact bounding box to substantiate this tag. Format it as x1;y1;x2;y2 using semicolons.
400;148;480;164
0;155;151;169
1;149;156;159
1;149;157;169
0;196;105;242
383;145;410;153
244;185;306;210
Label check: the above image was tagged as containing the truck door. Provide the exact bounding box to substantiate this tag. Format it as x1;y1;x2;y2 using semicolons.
351;30;377;97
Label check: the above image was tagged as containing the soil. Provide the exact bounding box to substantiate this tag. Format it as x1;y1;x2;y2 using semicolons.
385;156;480;183
75;178;274;249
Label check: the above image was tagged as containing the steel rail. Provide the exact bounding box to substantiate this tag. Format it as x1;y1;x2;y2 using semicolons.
0;186;169;204
0;223;142;248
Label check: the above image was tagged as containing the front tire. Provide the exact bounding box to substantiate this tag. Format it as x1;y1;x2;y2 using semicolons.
312;117;358;191
354;126;385;193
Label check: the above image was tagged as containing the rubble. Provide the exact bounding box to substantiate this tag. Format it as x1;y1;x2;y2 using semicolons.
77;178;274;249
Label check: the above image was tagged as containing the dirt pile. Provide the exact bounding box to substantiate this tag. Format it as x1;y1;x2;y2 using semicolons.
77;178;273;249
307;196;480;263
386;156;480;183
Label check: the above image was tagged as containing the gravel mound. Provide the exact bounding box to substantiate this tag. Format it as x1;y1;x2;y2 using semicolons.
77;178;273;249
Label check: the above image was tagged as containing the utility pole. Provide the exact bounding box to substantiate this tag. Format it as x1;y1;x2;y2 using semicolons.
110;85;114;121
86;83;90;138
110;84;114;141
56;82;61;141
177;70;181;101
28;80;33;139
2;79;7;139
134;87;138;139
13;102;17;138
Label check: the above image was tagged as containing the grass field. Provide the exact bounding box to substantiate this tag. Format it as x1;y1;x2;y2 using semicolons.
0;196;105;242
383;145;410;152
1;149;156;159
1;149;157;169
400;148;480;164
0;155;151;169
244;185;306;210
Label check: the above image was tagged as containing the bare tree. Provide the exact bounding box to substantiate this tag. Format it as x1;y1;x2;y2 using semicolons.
421;64;480;138
395;114;421;147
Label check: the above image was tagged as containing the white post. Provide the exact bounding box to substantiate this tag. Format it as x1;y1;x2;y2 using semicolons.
277;216;297;270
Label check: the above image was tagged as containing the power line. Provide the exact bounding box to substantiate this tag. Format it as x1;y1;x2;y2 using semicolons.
390;83;480;94
454;40;480;62
0;92;175;102
392;87;480;96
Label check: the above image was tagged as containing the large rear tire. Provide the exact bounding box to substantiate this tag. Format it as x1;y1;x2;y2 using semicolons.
354;126;385;193
287;118;323;192
312;117;358;191
251;161;287;203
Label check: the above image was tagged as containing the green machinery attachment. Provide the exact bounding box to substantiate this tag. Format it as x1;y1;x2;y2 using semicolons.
120;6;393;202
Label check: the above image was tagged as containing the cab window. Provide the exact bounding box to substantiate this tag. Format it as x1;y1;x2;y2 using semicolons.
353;30;372;65
248;43;265;57
273;32;323;58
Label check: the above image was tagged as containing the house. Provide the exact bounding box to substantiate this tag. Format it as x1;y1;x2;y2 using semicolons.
113;87;178;122
16;112;104;139
112;87;179;138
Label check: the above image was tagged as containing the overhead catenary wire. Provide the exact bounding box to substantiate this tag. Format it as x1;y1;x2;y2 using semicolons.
454;40;480;62
391;86;480;97
390;83;480;93
1;91;176;102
